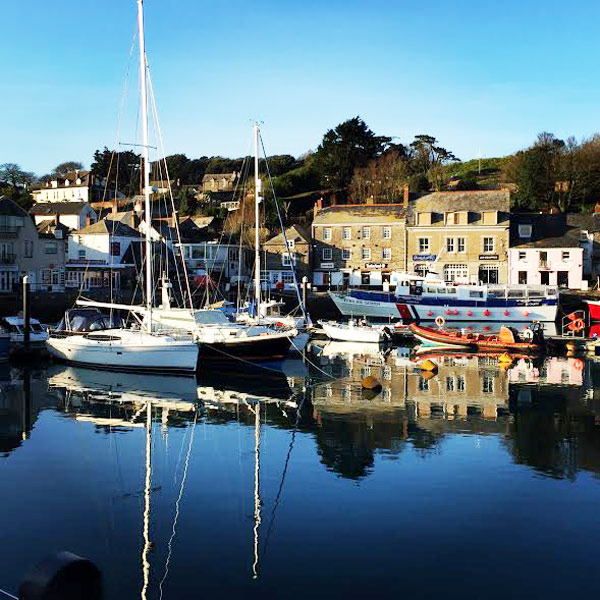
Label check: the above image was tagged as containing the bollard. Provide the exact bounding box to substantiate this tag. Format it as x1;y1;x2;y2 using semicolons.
19;551;102;600
22;275;30;352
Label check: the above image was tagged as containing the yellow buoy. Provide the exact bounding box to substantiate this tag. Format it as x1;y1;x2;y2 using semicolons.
498;352;513;364
418;359;438;373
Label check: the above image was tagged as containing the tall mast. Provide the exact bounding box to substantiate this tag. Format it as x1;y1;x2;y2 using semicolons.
137;0;152;329
253;123;261;316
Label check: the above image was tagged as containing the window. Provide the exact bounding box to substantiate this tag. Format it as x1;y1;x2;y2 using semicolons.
518;251;526;260
382;226;392;239
342;248;351;260
558;271;569;287
540;251;548;264
361;272;371;286
446;376;454;391
282;254;293;267
361;247;371;260
418;238;430;253
457;375;466;392
562;251;570;260
110;242;120;256
417;212;432;226
482;373;494;393
446;212;456;225
322;228;332;241
518;224;532;238
518;271;527;284
382;247;391;260
41;269;51;285
361;226;370;240
342;227;351;240
540;271;550;285
286;239;295;249
443;263;468;282
78;249;86;260
24;240;33;258
414;264;427;276
457;238;465;252
322;247;332;260
446;238;455;252
483;237;494;253
479;265;499;284
45;241;58;255
482;211;498;225
281;272;294;284
418;376;430;391
383;366;392;380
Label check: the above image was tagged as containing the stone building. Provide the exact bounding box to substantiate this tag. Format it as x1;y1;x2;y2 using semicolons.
407;190;511;284
201;172;238;193
262;225;311;290
311;201;408;289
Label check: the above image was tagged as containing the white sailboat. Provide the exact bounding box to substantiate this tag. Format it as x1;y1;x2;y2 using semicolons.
46;0;198;373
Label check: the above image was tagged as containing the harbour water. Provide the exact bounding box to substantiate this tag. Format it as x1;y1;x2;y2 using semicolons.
1;347;600;598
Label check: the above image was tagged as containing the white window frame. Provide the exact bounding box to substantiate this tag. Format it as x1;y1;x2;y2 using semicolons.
518;224;532;238
361;226;370;240
562;251;570;260
457;237;465;253
382;226;392;240
322;247;332;260
518;251;526;260
361;247;371;261
418;237;430;253
483;237;495;253
446;237;455;252
342;248;351;260
382;247;392;260
342;227;351;240
323;228;332;241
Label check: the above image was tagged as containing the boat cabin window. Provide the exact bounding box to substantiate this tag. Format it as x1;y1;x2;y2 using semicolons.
469;290;484;298
507;289;525;298
193;310;232;325
30;323;44;332
446;287;457;294
9;325;21;333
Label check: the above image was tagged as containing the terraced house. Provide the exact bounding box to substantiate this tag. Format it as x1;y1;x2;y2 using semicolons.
407;190;511;284
311;200;408;289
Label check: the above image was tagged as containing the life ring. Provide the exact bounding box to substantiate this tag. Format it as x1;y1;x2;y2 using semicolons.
572;318;585;332
435;315;445;328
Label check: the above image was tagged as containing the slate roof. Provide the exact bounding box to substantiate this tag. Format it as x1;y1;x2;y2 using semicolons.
264;225;310;247
313;203;408;225
36;219;70;235
413;190;511;213
75;219;141;237
0;195;29;217
201;172;237;183
510;213;586;248
30;201;91;216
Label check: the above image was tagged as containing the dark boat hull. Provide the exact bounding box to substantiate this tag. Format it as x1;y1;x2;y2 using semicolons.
198;335;293;361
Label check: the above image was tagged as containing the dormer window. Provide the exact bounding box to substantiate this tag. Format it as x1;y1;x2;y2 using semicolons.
482;211;498;225
518;224;532;238
417;212;432;226
76;178;82;185
64;180;70;186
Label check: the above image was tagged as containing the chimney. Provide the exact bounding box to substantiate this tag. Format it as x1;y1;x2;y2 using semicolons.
55;213;60;225
313;197;323;218
403;184;410;205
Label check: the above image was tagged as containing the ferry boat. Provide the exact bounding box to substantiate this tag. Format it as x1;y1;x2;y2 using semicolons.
328;273;559;324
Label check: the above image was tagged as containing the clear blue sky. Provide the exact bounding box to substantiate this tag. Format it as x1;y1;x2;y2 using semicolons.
3;0;600;175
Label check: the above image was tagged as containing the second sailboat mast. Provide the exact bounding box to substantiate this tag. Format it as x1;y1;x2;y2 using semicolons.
254;124;261;316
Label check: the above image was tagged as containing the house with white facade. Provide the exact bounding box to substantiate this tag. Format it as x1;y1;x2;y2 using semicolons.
32;170;114;204
66;219;141;291
30;201;98;231
508;214;592;290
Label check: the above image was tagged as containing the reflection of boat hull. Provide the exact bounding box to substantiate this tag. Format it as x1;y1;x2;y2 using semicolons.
409;324;542;354
46;332;199;373
0;334;9;362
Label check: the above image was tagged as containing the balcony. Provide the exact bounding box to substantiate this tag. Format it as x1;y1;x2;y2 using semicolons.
0;253;16;265
539;260;549;270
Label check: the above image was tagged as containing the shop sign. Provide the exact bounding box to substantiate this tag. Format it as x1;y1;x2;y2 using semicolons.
478;254;498;260
412;254;437;261
320;262;334;269
364;263;388;269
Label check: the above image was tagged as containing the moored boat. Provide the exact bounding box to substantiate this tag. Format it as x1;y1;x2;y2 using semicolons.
318;319;390;343
585;299;600;321
409;322;545;354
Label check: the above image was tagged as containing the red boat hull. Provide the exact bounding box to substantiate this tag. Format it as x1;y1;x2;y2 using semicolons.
586;300;600;321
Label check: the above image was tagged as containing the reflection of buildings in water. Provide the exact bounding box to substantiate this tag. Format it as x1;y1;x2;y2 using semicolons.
507;357;586;387
0;367;57;455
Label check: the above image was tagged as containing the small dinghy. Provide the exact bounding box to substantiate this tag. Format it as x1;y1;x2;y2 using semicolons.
318;319;391;343
409;319;545;354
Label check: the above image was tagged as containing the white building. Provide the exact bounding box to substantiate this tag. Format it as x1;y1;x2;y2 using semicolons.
32;171;108;204
30;201;98;231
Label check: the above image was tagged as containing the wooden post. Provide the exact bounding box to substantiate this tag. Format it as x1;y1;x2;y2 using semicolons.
23;275;30;351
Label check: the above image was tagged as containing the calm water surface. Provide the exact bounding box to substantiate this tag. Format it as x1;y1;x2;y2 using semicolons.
1;346;599;599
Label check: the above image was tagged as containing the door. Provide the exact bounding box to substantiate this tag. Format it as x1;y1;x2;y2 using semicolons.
557;271;569;287
540;271;550;285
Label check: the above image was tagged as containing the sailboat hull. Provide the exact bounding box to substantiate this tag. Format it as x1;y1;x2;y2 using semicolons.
46;331;199;373
198;334;293;361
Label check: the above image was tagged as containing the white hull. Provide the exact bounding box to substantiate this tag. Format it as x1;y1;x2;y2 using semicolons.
46;330;198;373
329;292;558;323
319;320;385;343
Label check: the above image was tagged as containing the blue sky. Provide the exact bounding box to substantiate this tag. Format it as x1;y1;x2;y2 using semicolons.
3;0;600;175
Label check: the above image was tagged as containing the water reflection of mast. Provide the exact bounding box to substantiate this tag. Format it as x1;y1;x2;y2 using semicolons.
251;401;261;580
141;402;152;600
